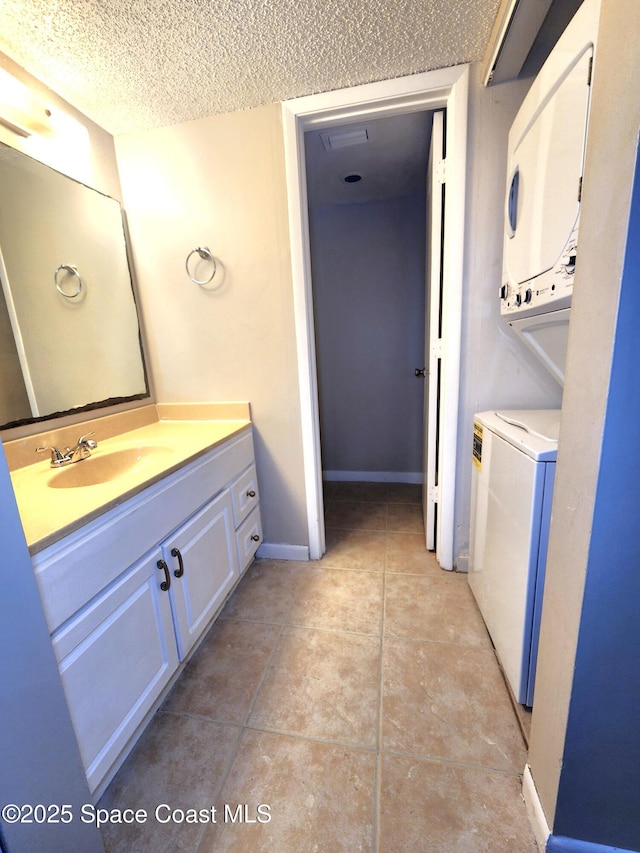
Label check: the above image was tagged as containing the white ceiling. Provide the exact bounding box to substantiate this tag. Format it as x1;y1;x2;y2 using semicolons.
0;0;501;136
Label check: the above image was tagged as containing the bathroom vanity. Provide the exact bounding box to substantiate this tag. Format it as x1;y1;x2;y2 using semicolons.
7;407;262;795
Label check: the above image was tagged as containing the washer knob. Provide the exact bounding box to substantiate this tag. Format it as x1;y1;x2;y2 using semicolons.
524;288;532;304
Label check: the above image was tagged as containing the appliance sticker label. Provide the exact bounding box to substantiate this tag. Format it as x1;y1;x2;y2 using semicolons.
473;422;483;471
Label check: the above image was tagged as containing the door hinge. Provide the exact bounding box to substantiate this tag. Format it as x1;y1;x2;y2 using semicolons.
429;485;440;503
431;338;443;359
435;158;446;184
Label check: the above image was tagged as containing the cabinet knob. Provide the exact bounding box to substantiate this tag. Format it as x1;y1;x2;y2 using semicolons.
246;489;256;498
171;547;185;578
250;534;260;542
157;559;171;591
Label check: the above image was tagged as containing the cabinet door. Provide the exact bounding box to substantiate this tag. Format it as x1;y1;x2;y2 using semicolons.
163;490;239;660
51;549;179;793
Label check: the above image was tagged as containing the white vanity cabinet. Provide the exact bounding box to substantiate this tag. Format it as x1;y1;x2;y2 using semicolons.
31;426;261;795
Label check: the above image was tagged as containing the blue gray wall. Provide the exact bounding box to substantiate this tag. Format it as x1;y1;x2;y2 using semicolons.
309;192;426;479
551;144;640;851
0;447;103;852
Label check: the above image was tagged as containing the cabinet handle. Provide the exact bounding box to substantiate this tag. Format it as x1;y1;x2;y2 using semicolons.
171;547;185;578
157;559;171;591
246;489;256;498
250;534;260;542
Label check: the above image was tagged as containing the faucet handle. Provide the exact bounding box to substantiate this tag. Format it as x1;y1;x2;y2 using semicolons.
77;431;97;448
36;445;67;465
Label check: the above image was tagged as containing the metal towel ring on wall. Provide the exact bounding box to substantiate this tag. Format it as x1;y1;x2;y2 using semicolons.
54;264;83;298
185;246;217;285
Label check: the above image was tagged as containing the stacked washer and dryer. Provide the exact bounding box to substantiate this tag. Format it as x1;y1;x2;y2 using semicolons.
468;0;600;707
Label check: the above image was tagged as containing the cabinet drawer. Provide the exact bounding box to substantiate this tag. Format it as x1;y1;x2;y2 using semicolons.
236;505;262;573
230;464;260;527
51;550;179;793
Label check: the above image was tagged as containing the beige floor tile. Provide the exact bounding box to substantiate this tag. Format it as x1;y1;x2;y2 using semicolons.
163;619;280;724
322;527;386;571
386;502;425;533
198;729;376;852
249;626;381;747
385;532;446;576
332;481;391;503
322;480;341;500
382;639;527;773
324;499;388;531
384;574;491;648
378;754;537;853
383;482;422;504
220;559;302;624
99;712;239;852
287;567;384;635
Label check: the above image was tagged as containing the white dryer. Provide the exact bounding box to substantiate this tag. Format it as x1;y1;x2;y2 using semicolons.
500;0;601;385
468;410;560;707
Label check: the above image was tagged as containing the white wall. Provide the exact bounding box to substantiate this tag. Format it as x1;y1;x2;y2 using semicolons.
454;63;563;564
115;104;309;551
309;192;426;479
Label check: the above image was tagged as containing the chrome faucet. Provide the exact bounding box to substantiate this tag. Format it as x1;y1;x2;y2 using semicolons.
36;432;98;467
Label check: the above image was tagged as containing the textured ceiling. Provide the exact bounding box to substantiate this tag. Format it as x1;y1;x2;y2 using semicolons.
0;0;500;135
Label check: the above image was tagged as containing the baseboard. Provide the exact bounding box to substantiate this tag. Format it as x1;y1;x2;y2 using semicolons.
256;543;309;561
523;764;551;852
546;837;639;852
546;835;638;853
323;470;422;484
456;552;469;573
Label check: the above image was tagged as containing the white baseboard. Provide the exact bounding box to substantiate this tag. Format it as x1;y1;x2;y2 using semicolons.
256;543;309;561
456;553;469;573
323;470;422;484
523;764;550;852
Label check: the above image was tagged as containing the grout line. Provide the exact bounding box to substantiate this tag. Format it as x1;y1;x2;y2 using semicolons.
373;519;391;853
193;567;308;853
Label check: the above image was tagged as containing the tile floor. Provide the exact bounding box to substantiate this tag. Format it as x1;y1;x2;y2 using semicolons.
99;482;538;852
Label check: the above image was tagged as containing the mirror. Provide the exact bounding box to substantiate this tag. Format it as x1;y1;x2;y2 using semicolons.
0;142;149;431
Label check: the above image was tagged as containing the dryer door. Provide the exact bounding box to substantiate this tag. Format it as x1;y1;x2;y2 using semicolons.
504;47;593;290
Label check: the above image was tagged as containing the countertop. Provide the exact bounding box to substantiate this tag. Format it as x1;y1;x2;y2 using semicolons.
10;418;251;554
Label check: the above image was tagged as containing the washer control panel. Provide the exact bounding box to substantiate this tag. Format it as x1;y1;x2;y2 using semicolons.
500;230;577;319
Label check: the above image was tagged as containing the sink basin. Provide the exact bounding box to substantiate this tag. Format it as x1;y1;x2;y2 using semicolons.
48;444;174;488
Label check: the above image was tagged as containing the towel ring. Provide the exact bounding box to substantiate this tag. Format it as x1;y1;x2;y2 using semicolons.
54;264;83;298
185;246;217;285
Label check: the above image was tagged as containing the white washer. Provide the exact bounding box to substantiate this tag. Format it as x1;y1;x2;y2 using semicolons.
468;410;559;706
500;0;600;385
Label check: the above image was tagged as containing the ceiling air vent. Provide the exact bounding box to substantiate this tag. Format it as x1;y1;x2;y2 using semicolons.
320;127;369;151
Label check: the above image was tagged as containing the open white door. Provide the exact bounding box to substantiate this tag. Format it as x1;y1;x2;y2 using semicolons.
423;110;445;552
282;66;468;566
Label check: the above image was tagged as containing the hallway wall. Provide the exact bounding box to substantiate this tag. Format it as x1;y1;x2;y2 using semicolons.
309;192;426;480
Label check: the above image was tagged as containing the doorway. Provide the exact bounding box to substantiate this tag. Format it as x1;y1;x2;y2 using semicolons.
304;111;431;491
281;66;469;568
